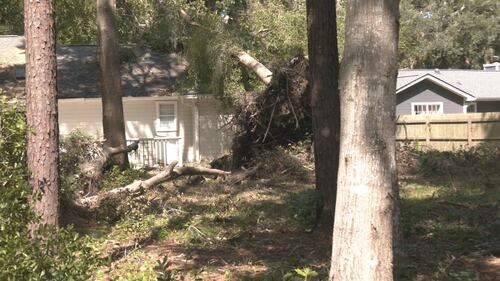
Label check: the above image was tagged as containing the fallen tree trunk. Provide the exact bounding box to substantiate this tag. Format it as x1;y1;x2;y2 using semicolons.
227;164;261;185
81;140;140;194
235;51;273;85
179;8;272;85
77;161;232;209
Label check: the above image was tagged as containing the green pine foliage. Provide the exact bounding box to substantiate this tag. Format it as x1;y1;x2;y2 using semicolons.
0;96;98;281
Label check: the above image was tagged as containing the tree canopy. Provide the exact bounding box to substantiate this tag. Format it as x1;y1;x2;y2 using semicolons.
1;0;498;95
399;0;500;69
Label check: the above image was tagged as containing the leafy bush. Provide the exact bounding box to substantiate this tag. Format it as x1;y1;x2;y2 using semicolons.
0;97;98;280
417;144;500;177
397;142;500;178
101;165;148;191
60;130;99;201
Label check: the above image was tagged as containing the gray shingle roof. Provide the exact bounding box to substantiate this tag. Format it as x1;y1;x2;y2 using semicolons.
0;35;188;99
397;69;500;100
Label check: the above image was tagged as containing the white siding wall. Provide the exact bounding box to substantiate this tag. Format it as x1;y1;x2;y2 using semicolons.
59;99;103;138
122;100;157;139
58;97;231;163
198;99;233;160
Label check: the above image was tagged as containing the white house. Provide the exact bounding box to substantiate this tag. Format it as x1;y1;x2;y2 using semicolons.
0;35;233;167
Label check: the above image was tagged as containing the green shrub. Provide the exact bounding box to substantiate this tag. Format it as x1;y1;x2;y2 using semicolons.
0;97;98;280
417;144;500;177
60;130;99;201
101;165;148;191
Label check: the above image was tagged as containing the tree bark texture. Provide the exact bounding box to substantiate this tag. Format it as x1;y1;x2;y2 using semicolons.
306;0;340;231
24;0;60;226
330;0;400;280
97;0;128;166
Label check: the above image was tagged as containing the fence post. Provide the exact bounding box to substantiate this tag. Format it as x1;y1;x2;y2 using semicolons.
425;116;430;145
467;115;472;146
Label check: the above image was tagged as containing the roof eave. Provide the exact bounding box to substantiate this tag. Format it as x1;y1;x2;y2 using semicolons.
475;97;500;101
396;73;476;101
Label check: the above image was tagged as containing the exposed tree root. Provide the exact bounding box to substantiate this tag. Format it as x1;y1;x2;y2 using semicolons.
231;56;311;167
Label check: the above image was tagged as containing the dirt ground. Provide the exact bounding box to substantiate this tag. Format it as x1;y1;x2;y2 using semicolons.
66;147;499;280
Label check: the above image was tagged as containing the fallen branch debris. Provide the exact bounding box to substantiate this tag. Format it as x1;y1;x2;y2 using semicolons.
77;161;235;209
81;140;140;195
227;164;261;185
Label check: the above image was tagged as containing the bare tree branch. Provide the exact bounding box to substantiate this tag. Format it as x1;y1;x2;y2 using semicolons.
77;161;232;209
103;140;139;156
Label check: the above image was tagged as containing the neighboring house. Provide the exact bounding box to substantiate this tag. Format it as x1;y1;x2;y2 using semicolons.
0;35;232;166
397;65;500;115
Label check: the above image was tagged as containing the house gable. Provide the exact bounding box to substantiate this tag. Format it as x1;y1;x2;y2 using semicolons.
396;79;466;115
397;73;475;101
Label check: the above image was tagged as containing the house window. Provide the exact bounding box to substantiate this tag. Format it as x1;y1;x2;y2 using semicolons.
156;102;177;131
411;102;443;115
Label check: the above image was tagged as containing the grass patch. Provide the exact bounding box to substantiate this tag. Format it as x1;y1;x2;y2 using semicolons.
80;173;499;280
398;176;500;280
75;145;500;280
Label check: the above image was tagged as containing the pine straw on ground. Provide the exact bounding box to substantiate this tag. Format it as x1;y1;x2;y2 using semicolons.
65;149;499;280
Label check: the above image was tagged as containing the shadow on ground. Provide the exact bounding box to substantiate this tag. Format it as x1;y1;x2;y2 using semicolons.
397;175;500;281
67;163;499;280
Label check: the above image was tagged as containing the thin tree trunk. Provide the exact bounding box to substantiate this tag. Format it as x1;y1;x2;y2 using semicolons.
306;0;340;231
236;51;273;85
97;0;128;166
24;0;60;227
329;0;400;280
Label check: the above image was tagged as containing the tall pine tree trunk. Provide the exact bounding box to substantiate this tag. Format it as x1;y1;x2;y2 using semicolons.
97;0;128;166
24;0;60;226
330;0;400;280
306;0;340;230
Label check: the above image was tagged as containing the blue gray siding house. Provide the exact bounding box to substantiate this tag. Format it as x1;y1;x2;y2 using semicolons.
396;65;500;115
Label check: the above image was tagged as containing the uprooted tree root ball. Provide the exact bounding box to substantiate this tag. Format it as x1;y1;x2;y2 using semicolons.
231;55;311;168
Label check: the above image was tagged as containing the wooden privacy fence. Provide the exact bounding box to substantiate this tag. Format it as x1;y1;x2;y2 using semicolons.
396;112;500;150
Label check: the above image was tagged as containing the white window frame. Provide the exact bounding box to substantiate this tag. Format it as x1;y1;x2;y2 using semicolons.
411;102;444;115
156;101;178;132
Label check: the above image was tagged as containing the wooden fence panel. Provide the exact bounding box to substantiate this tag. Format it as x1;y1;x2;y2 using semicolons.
396;112;500;150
